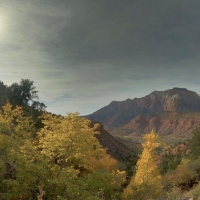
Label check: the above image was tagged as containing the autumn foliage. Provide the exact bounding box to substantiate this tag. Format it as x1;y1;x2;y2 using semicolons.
0;102;126;199
123;130;162;199
2;98;200;199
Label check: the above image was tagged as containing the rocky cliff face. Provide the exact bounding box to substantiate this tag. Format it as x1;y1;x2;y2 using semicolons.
139;88;200;112
107;112;200;139
84;88;200;143
85;88;200;127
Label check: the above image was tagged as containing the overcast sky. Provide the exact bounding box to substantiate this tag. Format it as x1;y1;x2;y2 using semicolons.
1;0;200;115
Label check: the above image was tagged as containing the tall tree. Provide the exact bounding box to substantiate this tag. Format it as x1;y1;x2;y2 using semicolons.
37;112;110;171
0;81;7;106
189;126;200;159
123;130;162;200
7;79;38;107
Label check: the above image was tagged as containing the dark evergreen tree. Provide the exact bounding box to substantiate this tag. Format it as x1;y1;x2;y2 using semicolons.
159;150;182;174
0;81;7;106
0;79;46;130
7;79;38;107
30;101;47;129
189;126;200;159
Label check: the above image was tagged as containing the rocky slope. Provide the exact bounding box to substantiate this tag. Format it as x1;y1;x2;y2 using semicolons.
85;88;200;143
106;111;200;139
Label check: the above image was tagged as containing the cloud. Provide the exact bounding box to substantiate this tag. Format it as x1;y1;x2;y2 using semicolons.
1;0;200;115
43;0;200;65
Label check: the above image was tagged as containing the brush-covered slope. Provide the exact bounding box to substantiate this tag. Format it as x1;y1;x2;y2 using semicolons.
90;121;138;162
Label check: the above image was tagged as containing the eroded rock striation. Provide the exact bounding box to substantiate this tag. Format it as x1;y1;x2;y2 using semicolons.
108;112;200;138
85;88;200;141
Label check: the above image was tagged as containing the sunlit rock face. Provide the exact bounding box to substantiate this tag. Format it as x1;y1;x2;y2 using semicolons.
109;112;200;138
85;88;200;127
84;88;200;142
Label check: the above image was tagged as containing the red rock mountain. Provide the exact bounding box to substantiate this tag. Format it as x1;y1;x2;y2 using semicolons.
85;88;200;142
106;112;200;141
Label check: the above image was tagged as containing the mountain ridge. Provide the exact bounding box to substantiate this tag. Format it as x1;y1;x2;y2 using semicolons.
85;87;200;126
84;88;200;142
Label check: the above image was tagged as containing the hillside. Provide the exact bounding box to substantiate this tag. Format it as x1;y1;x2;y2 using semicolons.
105;111;200;143
90;121;139;163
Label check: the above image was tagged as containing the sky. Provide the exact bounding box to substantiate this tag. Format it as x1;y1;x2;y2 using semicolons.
1;0;200;115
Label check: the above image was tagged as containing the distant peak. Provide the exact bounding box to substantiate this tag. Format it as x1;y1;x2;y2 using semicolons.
172;87;187;90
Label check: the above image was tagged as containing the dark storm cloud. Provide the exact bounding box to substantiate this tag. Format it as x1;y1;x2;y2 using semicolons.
4;0;199;66
44;0;200;65
1;0;200;115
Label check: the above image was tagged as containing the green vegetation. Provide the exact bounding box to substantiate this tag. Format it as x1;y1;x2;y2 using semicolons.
2;79;200;199
0;79;46;129
0;102;126;199
189;126;200;160
0;79;38;108
159;149;182;174
122;128;200;199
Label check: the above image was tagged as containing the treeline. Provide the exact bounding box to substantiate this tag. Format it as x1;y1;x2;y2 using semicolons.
0;80;127;199
0;79;46;129
0;79;44;108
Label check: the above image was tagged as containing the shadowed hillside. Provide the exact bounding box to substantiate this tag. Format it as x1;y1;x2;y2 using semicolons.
90;121;139;163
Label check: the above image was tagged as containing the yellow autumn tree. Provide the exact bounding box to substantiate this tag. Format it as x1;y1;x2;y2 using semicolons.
37;113;109;171
0;102;38;199
0;103;126;199
36;112;126;199
123;130;163;200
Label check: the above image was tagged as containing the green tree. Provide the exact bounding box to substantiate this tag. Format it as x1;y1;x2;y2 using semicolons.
29;101;47;129
0;81;7;106
7;79;38;107
159;150;182;174
189;126;200;159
